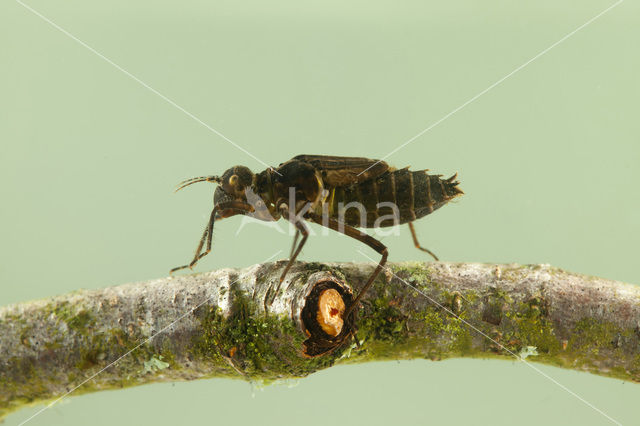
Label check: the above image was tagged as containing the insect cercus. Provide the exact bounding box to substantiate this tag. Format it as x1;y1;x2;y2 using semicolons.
171;154;462;318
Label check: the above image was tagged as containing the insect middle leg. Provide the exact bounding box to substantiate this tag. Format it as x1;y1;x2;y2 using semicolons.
307;214;388;317
278;204;309;283
408;222;439;261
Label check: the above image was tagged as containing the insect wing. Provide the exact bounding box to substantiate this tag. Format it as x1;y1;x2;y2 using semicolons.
292;155;390;186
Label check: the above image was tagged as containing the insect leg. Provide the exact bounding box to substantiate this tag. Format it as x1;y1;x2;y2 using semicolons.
289;229;301;258
170;200;254;275
170;208;216;274
278;204;309;283
408;222;439;261
307;213;388;318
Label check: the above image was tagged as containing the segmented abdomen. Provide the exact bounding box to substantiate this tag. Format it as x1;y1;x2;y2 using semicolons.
329;169;462;228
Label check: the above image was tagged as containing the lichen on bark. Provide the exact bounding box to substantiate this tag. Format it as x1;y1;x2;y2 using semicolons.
1;261;640;420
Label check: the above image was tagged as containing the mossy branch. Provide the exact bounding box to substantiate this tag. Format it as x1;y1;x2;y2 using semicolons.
2;261;640;419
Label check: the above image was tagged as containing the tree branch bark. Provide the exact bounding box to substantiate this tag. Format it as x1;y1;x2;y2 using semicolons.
2;261;640;419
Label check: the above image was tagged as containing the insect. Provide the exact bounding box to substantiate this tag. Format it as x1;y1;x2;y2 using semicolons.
171;155;462;319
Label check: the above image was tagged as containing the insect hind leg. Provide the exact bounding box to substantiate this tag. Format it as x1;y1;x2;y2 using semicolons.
289;229;301;258
408;222;439;261
307;213;388;318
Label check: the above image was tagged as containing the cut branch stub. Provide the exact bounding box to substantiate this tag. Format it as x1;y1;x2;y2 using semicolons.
298;272;355;357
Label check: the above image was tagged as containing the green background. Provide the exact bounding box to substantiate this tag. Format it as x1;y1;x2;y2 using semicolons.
1;0;639;424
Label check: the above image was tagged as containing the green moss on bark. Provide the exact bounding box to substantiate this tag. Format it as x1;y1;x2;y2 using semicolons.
192;291;340;382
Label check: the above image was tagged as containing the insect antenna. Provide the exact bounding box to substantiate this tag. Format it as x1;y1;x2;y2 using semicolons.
174;175;221;192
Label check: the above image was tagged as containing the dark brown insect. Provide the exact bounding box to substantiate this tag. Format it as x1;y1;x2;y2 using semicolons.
171;154;462;323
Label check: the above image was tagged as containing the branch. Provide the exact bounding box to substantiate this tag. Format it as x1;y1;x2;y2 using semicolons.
2;261;639;419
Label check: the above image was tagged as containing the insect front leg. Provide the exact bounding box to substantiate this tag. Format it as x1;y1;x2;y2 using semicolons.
170;208;216;274
408;222;439;261
170;200;254;275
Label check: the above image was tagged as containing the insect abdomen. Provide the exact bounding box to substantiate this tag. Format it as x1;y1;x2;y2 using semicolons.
332;169;462;227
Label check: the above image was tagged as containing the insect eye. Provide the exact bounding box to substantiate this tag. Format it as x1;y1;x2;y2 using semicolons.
229;174;239;186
